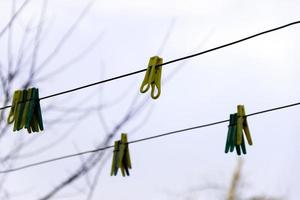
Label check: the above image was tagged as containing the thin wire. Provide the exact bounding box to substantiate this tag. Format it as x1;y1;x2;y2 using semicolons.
1;101;299;174
1;20;300;110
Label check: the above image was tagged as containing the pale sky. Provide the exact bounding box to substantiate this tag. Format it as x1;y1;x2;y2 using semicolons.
0;0;299;200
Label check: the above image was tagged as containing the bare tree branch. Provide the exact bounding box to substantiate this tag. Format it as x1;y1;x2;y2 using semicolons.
29;0;48;77
7;0;16;75
38;95;150;199
0;0;30;39
34;32;104;83
34;0;96;75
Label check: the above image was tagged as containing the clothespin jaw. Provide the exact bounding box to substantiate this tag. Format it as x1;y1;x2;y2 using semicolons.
236;105;253;145
110;133;132;177
140;56;163;99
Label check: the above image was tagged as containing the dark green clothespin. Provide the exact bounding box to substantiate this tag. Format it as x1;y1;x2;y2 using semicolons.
24;88;44;133
225;114;237;153
140;56;163;99
111;133;132;177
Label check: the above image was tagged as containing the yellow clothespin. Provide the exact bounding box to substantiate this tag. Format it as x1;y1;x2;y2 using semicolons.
111;133;132;177
13;90;27;131
236;105;253;146
7;90;21;125
111;141;120;176
140;56;163;99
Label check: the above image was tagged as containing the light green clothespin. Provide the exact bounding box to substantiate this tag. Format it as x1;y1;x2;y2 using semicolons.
110;133;132;177
111;141;120;176
236;105;253;146
140;56;163;99
13;90;27;131
7;90;21;125
118;133;132;176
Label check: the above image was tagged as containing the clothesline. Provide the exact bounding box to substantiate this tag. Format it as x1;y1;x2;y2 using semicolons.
1;20;299;110
1;101;299;174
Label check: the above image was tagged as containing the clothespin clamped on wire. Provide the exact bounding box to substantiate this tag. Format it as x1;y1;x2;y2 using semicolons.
7;88;44;133
111;133;132;177
140;56;163;99
225;105;253;155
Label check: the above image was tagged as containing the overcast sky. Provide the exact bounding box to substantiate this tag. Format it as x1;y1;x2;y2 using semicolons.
0;0;300;199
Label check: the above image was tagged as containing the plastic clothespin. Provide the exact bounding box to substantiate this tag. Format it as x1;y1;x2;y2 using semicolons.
35;88;44;131
7;90;21;125
118;133;132;176
111;141;120;176
110;133;132;177
225;114;237;153
25;88;44;133
24;88;44;133
13;90;27;131
140;56;163;99
225;113;246;155
236;105;253;146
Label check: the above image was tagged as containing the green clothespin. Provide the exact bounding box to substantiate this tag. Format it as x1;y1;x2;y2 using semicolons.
225;113;245;155
35;88;44;131
140;56;163;99
110;133;132;177
225;114;237;153
25;88;36;130
23;88;44;133
236;105;253;146
22;88;33;130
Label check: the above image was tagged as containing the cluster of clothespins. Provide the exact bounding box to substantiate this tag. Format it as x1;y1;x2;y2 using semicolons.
7;88;43;133
6;56;253;177
225;105;253;155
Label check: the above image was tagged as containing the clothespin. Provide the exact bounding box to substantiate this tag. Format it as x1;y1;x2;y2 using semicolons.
236;105;252;146
12;90;27;131
111;141;120;176
7;90;21;127
111;133;132;177
140;56;163;99
24;88;44;133
225;114;237;154
7;88;44;133
225;105;253;156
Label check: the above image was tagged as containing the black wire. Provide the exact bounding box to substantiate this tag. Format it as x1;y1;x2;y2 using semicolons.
1;101;299;174
1;20;299;110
